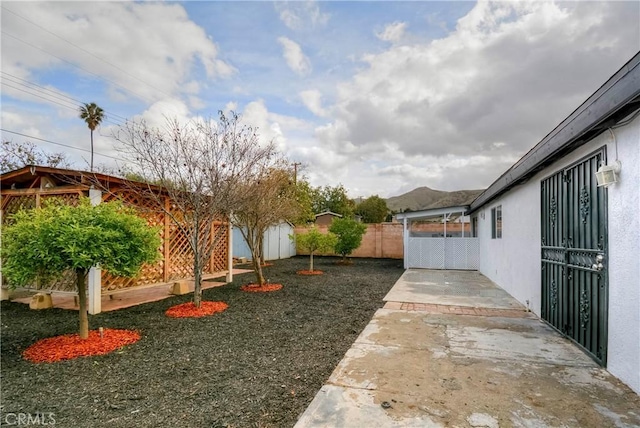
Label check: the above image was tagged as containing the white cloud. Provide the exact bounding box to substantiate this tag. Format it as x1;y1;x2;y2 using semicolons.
376;22;407;43
312;0;639;196
241;99;288;152
277;37;312;76
275;1;329;31
1;2;234;105
299;89;327;117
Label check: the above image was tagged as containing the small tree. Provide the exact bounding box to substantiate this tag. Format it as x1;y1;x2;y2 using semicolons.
115;111;275;307
329;217;367;263
292;227;337;272
233;165;302;285
1;198;161;339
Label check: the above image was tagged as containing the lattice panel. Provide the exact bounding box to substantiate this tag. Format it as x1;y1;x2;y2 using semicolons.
208;224;229;273
444;238;480;270
101;192;166;292
408;237;479;270
1;195;37;224
167;218;195;281
40;193;82;207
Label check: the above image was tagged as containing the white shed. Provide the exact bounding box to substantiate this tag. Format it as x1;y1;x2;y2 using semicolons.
232;221;296;262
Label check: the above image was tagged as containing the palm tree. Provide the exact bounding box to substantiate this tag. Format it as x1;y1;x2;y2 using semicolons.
79;102;105;171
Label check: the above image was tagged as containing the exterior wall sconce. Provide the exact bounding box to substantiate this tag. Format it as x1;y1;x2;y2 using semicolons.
595;160;621;188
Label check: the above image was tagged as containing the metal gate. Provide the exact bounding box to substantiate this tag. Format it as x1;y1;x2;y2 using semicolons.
541;148;608;365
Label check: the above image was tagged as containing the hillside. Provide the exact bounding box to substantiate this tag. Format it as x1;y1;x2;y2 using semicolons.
386;186;484;212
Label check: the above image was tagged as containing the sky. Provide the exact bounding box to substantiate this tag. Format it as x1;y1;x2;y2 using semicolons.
1;1;639;198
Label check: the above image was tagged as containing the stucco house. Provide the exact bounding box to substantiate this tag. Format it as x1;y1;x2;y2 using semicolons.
398;52;639;394
468;53;639;394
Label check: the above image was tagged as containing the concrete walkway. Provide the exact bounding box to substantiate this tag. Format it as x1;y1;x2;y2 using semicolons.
295;269;640;428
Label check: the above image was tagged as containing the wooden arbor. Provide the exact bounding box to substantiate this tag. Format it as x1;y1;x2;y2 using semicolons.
0;166;232;312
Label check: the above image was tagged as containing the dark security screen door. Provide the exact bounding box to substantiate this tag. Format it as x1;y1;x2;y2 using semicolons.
541;148;608;365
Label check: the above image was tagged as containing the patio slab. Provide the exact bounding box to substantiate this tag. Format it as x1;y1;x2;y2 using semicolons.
383;269;524;310
296;270;640;428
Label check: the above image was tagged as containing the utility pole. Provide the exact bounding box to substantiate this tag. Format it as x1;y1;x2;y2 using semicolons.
293;162;302;185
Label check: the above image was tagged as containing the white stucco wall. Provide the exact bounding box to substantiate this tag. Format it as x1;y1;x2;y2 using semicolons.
606;114;640;395
477;113;640;394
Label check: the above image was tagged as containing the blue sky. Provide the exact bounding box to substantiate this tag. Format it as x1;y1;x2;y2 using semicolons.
1;1;638;198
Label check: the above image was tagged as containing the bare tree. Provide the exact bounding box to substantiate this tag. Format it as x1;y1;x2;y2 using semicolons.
1;140;71;173
233;165;302;285
114;111;276;307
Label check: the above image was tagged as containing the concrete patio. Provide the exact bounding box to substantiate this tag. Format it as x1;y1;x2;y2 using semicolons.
295;269;640;428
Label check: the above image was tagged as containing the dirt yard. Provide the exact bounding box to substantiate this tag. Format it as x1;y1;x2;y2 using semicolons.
0;256;404;428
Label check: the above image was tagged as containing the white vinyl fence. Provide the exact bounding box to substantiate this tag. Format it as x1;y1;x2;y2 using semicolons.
407;237;479;270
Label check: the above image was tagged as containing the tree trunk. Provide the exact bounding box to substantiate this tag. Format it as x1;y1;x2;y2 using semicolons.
310;251;314;272
254;257;265;286
90;129;94;172
193;258;202;308
76;269;89;339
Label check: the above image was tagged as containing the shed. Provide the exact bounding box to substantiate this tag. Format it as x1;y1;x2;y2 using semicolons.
232;221;296;262
0;165;232;313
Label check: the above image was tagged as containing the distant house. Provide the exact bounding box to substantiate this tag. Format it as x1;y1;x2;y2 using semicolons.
314;211;343;226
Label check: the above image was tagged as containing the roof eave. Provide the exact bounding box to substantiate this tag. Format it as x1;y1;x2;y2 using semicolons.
469;52;640;214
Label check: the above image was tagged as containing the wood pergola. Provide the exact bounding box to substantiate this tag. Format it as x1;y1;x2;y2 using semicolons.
1;165;232;313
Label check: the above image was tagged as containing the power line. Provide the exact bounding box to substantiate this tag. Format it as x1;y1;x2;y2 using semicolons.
2;30;158;105
1;82;80;111
1;81;126;127
0;129;128;163
1;6;176;101
1;71;130;122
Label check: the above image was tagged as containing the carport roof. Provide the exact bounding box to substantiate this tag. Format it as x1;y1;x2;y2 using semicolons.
395;205;469;220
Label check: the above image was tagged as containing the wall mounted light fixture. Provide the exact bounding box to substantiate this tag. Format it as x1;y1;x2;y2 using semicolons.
595;160;621;187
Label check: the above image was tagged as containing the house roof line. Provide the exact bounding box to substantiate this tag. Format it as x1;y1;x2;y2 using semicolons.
1;164;163;192
314;211;343;218
469;51;640;214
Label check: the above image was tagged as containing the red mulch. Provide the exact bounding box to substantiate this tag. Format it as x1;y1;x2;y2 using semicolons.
296;270;324;275
240;283;283;293
23;329;141;363
260;262;273;267
165;301;229;318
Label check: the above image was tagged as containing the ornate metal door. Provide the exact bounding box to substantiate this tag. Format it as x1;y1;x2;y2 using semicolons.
541;148;608;365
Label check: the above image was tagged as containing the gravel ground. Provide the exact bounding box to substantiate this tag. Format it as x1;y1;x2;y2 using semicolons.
1;256;404;428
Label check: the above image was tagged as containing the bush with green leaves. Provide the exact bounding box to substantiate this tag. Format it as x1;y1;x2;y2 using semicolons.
290;227;337;272
329;217;367;263
1;198;161;338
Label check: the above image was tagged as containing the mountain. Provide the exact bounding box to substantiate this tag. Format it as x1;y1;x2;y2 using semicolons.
385;186;484;212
